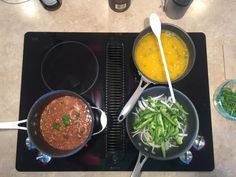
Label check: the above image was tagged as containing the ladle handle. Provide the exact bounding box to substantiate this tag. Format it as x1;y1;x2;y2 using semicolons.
131;152;148;177
118;78;150;122
0;119;27;130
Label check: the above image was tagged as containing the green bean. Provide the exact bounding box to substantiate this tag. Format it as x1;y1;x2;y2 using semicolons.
161;108;177;126
174;102;188;115
134;117;153;130
175;136;183;145
143;112;155;119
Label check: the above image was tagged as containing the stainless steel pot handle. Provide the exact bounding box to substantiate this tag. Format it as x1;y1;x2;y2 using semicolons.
0;119;27;130
131;152;148;177
91;107;107;136
118;77;150;122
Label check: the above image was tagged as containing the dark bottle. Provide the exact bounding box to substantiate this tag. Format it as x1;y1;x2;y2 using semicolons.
164;0;194;19
39;0;62;11
109;0;131;12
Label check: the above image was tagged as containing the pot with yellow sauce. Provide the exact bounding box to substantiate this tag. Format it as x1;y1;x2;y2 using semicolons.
134;24;195;83
118;23;195;122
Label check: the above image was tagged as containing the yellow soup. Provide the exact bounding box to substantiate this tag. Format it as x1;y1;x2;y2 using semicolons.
135;30;189;82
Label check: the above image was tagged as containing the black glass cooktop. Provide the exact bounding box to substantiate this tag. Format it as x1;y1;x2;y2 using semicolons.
16;32;214;171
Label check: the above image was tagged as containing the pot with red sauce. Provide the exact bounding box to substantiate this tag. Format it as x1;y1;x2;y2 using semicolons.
0;90;107;158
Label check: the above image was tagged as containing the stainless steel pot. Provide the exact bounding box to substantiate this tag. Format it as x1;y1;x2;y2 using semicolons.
126;86;199;177
118;24;196;122
0;90;107;158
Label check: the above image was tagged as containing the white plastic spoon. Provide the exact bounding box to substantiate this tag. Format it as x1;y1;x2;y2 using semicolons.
149;13;176;103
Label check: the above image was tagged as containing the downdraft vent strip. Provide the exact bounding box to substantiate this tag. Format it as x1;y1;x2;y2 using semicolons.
105;41;125;164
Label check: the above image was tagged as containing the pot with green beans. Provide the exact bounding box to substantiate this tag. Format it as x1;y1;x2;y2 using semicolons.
126;86;199;177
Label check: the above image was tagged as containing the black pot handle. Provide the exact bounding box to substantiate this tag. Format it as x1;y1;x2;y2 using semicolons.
91;106;107;136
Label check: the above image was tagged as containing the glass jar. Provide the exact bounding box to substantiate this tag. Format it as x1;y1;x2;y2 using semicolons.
108;0;131;12
214;79;236;120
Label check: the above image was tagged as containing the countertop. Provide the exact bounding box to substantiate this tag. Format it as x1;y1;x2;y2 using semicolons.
0;0;236;177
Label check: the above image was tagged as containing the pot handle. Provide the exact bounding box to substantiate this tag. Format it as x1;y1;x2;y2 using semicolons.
91;107;107;136
131;152;148;177
118;78;150;123
0;119;27;130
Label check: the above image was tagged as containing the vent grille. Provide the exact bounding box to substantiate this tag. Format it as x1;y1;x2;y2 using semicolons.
105;41;125;162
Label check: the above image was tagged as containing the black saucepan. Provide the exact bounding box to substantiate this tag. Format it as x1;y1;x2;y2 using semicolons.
126;86;199;177
118;23;196;122
0;90;107;158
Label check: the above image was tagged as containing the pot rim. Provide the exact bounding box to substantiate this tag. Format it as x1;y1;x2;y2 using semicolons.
132;23;196;84
40;41;99;95
126;86;199;160
26;90;95;158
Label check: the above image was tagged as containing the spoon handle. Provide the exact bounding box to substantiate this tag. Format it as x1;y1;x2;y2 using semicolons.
157;38;176;103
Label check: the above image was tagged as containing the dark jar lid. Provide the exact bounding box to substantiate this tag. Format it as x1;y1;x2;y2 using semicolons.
174;0;193;7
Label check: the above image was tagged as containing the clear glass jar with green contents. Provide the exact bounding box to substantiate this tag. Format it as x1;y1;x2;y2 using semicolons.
214;79;236;120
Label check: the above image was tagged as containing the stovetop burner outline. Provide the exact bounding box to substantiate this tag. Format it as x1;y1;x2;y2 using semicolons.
41;41;99;95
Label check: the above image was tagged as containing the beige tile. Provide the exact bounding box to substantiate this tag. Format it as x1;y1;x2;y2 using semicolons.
223;44;236;80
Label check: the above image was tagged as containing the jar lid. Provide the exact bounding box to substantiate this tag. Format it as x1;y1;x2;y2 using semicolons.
174;0;193;6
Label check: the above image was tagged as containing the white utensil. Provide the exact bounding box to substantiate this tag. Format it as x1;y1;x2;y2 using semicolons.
149;13;176;103
0;119;27;130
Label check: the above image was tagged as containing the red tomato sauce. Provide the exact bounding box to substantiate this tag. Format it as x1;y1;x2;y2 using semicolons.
40;96;92;150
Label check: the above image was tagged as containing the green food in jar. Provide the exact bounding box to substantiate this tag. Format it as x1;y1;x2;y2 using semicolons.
217;87;236;117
